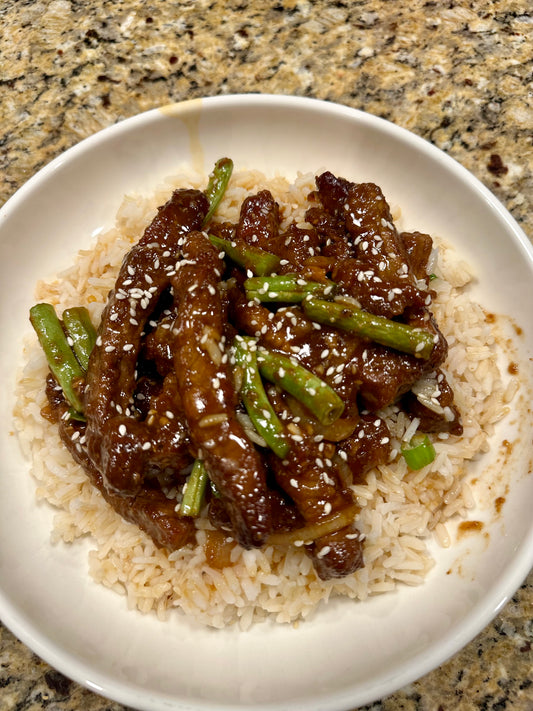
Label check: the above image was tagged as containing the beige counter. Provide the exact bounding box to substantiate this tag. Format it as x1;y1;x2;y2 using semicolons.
0;1;532;709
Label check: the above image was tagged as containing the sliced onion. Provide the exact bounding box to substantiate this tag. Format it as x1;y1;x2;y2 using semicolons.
268;503;360;546
411;374;445;415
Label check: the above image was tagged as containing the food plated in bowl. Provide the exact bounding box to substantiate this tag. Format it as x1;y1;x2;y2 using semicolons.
1;95;532;710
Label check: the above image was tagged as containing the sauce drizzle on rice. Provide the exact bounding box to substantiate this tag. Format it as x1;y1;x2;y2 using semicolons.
14;166;512;628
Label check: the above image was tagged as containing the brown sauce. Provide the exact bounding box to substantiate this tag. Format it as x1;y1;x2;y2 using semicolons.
494;496;506;514
457;520;484;537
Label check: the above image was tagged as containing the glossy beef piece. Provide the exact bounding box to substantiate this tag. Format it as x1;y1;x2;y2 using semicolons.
171;231;273;548
209;220;235;242
313;171;352;217
268;436;364;580
305;205;356;261
142;312;177;377
337;414;392;483
306;525;364;580
314;173;429;318
330;258;426;318
352;305;449;411
235;190;282;253
400;231;433;281
84;188;208;496
355;344;429;411
275;224;322;271
142;373;194;482
402;370;463;435
208;488;304;534
46;376;195;551
229;282;315;347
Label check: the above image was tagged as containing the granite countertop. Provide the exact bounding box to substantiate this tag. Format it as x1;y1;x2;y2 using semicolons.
1;1;532;709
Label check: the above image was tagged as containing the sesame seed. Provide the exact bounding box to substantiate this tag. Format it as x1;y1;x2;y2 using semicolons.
118;424;127;436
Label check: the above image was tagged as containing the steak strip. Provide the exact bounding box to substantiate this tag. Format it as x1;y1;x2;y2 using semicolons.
84;189;208;496
46;375;194;550
171;231;273;548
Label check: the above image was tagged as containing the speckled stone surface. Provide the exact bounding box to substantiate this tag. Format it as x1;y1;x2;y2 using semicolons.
0;1;532;709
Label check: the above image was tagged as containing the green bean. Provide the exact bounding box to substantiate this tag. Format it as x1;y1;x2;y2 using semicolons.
245;274;336;303
233;336;290;458
180;459;209;517
29;303;85;412
203;157;234;226
62;307;97;371
257;347;345;426
209;234;280;277
303;298;436;359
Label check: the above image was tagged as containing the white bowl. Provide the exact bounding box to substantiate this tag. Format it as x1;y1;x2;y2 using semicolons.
0;95;532;710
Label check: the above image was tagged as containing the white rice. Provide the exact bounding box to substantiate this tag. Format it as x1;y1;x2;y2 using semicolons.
13;168;514;629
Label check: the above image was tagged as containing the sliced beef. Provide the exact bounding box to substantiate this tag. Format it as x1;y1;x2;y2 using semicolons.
171;231;273;548
235;190;282;253
268;435;364;580
84;189;208;496
337;414;392;483
400;230;434;281
46;375;194;550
